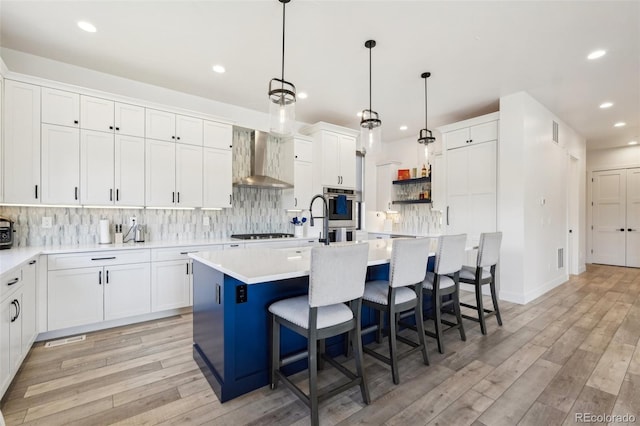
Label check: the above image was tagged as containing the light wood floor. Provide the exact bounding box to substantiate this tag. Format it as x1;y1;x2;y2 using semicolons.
2;264;640;425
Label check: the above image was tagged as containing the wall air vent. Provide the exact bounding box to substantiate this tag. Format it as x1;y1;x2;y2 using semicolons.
44;334;86;348
557;247;564;269
552;121;559;143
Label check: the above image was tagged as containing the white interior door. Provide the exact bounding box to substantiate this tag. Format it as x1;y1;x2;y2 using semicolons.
568;156;579;274
592;169;626;266
627;168;640;267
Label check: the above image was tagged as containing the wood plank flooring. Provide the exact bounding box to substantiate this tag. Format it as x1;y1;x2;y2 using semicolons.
2;264;640;425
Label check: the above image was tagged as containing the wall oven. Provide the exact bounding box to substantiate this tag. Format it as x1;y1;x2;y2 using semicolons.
324;187;357;229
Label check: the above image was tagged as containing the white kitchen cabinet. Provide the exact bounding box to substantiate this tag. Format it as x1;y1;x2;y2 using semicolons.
41;87;79;128
283;136;314;210
176;115;203;146
151;260;191;312
203;147;233;208
440;113;498;245
47;250;151;330
20;259;38;355
146;109;203;145
115;103;145;137
146;139;203;207
376;162;401;212
80;95;114;133
1;265;25;397
41;124;80;205
176;143;203;207
430;154;445;211
302;123;358;190
204;120;233;150
145;139;176;207
81;130;145;206
104;263;151;320
3;80;41;204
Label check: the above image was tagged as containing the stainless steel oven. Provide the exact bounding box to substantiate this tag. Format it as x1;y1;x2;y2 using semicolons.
324;187;357;229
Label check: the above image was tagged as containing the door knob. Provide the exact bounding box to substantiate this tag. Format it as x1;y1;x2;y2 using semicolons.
619;228;625;232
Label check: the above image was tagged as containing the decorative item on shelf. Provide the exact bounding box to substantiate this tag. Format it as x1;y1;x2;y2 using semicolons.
397;169;410;180
412;167;417;178
360;39;382;155
269;0;296;136
421;164;427;177
417;72;436;162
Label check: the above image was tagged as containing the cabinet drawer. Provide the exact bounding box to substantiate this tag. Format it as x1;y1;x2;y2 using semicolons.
444;128;470;150
223;243;245;250
151;245;222;262
470;121;498;145
1;266;22;300
295;139;313;162
48;249;151;270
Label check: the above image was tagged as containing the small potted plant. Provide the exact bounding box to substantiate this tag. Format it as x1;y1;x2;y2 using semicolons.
290;216;307;238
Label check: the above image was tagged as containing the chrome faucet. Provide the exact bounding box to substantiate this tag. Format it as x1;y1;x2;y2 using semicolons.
309;194;330;245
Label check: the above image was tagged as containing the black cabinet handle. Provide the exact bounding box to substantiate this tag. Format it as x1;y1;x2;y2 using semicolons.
294;197;297;207
109;126;113;130
91;256;116;261
29;260;37;265
35;184;38;199
75;187;78;200
10;300;19;322
99;270;102;284
7;277;19;286
115;127;120;131
620;228;625;232
229;244;239;248
229;194;232;205
172;192;175;203
74;120;79;125
229;145;232;148
216;284;221;304
172;136;175;139
16;299;20;320
446;206;450;226
295;155;298;159
177;136;181;141
177;192;180;203
106;270;109;284
110;188;113;201
116;189;119;201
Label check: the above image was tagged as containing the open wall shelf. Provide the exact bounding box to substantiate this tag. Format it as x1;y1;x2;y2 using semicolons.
392;176;431;185
392;199;432;205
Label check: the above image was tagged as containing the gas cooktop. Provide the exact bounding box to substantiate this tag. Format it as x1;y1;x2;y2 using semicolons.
230;233;295;240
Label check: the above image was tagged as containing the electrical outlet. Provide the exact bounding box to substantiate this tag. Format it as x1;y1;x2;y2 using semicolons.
42;217;53;229
129;217;137;227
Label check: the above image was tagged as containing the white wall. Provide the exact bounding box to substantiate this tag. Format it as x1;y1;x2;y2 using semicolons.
585;145;640;262
499;92;586;304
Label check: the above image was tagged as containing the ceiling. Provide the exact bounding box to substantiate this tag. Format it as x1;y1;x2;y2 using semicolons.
1;1;638;150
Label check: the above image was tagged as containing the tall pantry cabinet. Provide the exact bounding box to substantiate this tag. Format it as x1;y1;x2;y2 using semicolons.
438;112;499;244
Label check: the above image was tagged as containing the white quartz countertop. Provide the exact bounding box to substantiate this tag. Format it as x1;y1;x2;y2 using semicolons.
0;236;314;275
190;238;435;284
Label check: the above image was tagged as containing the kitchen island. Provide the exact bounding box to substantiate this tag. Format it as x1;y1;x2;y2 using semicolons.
190;239;434;402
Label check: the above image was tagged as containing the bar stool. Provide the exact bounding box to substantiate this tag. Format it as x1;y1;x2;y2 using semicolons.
361;237;430;384
459;232;503;335
422;234;467;354
269;243;370;426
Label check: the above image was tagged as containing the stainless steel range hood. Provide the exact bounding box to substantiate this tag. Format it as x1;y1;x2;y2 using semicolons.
233;130;293;189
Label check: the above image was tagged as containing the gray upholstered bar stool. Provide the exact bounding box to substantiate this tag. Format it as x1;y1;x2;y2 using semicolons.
422;234;467;354
269;243;370;426
459;232;503;335
361;237;430;384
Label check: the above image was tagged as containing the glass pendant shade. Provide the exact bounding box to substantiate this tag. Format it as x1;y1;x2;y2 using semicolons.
360;109;382;154
269;78;296;135
268;0;296;136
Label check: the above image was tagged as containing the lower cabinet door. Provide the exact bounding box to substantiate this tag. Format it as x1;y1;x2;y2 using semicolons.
48;267;104;330
104;263;151;321
151;260;191;312
1;296;14;393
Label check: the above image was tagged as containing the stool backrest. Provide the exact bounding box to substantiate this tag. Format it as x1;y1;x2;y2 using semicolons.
309;243;369;308
477;232;502;268
389;238;430;288
434;234;467;275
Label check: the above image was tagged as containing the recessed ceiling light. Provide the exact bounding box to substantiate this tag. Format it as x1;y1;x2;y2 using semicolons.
212;65;226;74
77;21;97;33
298;92;308;99
614;122;626;127
599;102;613;109
587;49;606;60
629;141;638;145
399;125;408;131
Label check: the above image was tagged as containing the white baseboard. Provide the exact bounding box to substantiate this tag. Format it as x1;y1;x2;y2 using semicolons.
577;264;587;274
499;290;527;305
36;307;191;342
499;274;569;305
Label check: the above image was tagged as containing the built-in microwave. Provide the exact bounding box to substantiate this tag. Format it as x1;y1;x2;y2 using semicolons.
324;187;357;229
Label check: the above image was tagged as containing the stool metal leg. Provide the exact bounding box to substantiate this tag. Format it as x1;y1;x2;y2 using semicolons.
352;300;370;404
270;314;280;390
475;282;487;335
388;302;400;385
308;311;319;426
453;290;466;341
415;288;430;365
490;277;502;326
434;289;445;354
375;310;383;343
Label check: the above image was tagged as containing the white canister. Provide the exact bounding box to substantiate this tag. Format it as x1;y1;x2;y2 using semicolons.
99;219;112;244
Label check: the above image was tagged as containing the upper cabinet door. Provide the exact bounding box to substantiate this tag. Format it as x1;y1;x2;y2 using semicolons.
41;124;81;205
146;109;176;142
203;120;233;150
114;135;145;207
80;130;115;205
176;143;203;207
145;139;176;207
469;121;498;145
114;103;145;137
444;128;470;151
42;87;80;128
3;80;41;204
338;135;356;188
175;115;203;146
80;96;114;133
203;147;232;208
321;131;340;187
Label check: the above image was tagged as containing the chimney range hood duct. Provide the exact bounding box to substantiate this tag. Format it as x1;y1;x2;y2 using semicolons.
233;130;293;189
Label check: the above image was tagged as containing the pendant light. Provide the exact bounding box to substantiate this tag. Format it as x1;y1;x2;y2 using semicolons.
269;0;296;136
360;40;382;154
418;72;435;146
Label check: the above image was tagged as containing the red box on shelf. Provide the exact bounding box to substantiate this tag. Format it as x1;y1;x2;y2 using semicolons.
397;169;410;180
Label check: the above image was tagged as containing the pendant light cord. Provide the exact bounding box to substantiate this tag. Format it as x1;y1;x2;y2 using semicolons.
281;1;286;84
369;45;372;113
424;76;428;132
